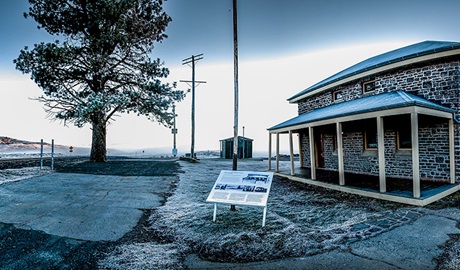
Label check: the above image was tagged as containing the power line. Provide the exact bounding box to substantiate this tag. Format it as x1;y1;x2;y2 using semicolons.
180;54;206;159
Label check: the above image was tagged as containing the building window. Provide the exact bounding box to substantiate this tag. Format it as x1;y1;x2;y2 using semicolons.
364;128;378;149
397;125;412;149
362;80;376;93
362;119;378;150
333;90;343;101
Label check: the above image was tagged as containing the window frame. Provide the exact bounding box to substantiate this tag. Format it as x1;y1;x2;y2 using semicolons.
362;80;376;93
364;129;378;150
396;129;412;150
332;89;343;101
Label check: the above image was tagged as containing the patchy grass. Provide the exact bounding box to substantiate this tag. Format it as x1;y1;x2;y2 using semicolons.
93;158;460;268
149;159;417;263
428;191;460;209
98;243;184;270
0;167;52;185
436;234;460;270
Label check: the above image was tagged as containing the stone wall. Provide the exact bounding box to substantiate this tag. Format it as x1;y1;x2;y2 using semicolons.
296;58;460;182
298;59;460;115
299;122;451;181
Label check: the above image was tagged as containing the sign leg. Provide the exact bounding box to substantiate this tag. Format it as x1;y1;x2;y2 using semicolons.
262;206;267;227
213;203;217;222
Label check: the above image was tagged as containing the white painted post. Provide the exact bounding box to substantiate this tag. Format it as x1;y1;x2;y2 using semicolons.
336;122;345;185
40;139;43;170
275;133;280;173
262;206;267;227
213;203;217;222
411;112;420;198
377;117;386;192
51;139;54;170
449;119;456;184
309;127;316;180
289;130;295;176
268;133;272;171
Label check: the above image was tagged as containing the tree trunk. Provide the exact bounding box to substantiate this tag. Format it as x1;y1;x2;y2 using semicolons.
90;114;107;162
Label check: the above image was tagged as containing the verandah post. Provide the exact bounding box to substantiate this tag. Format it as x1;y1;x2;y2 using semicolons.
268;132;272;171
336;122;345;185
377;116;386;192
309;127;316;180
275;133;280;172
289;130;295;176
411;112;420;198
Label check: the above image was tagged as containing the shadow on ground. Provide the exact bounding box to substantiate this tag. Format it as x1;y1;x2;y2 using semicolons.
55;158;181;176
0;158;181;269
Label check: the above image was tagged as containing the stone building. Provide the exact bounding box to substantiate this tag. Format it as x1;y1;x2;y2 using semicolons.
268;41;460;205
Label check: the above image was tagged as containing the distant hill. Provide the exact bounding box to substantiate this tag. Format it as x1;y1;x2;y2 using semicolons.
0;136;90;158
0;136;45;145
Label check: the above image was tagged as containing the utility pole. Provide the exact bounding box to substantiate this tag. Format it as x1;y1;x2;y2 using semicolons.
230;0;239;212
181;54;206;159
232;0;239;170
172;104;177;157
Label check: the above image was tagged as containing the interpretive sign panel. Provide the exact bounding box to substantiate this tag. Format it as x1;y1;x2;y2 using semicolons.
206;170;273;206
206;170;274;226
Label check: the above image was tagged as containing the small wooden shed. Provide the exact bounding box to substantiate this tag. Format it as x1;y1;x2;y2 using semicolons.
220;136;253;159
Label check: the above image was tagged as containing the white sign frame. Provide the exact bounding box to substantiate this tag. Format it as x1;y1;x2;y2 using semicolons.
206;170;274;227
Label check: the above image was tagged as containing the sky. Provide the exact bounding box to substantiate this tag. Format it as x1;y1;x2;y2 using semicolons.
1;0;460;156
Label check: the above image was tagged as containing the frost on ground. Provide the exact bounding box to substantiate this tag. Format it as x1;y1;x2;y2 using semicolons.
98;243;184;270
437;235;460;270
148;159;418;263
0;167;53;185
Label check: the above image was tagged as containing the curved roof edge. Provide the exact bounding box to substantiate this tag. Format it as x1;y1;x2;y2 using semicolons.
288;41;460;103
270;90;455;132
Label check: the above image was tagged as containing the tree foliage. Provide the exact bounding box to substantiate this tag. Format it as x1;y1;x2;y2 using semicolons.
15;0;184;161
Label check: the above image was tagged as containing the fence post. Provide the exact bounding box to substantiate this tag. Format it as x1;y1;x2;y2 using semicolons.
51;139;54;170
40;139;43;170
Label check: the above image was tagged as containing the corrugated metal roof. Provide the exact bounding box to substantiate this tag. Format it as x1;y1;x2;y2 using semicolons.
269;90;454;131
220;136;253;142
288;41;460;102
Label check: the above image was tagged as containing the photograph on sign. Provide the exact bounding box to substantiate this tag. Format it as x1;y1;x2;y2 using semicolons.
206;170;274;207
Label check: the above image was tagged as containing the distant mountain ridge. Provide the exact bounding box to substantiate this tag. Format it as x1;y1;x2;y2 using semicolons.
0;136;48;145
0;136;89;158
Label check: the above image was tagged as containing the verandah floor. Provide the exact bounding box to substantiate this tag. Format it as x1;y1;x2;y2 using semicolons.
274;165;460;205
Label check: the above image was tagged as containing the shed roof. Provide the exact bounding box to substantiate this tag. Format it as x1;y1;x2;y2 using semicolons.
220;136;253;142
288;41;460;102
269;90;454;131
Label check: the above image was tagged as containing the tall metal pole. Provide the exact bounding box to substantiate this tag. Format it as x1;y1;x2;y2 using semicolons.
232;0;239;171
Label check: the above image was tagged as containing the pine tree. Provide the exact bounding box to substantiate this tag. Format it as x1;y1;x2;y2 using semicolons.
15;0;183;162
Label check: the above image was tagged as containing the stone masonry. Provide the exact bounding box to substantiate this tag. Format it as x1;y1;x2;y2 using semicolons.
297;57;460;182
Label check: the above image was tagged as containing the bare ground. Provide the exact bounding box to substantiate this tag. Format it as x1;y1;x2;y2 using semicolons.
0;157;181;269
98;158;460;269
1;158;459;269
